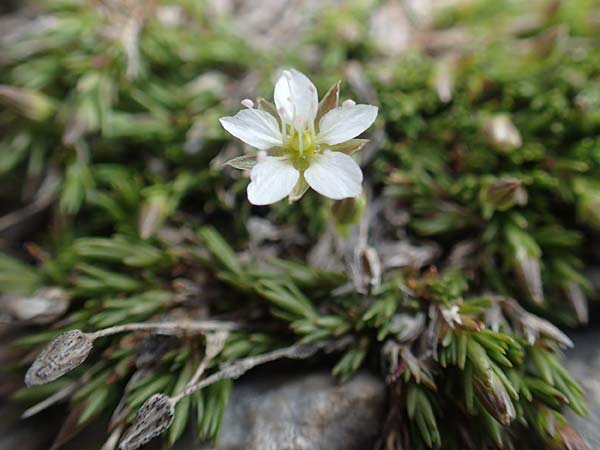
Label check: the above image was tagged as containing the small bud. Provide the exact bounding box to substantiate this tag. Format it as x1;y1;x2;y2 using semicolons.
25;329;93;386
483;114;522;152
342;99;356;108
119;394;175;450
1;287;70;324
480;178;526;218
0;85;54;122
474;370;516;426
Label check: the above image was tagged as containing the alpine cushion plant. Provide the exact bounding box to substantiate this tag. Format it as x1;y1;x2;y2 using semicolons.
219;69;378;205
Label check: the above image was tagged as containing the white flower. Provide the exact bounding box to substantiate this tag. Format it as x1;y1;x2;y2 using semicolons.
219;69;378;205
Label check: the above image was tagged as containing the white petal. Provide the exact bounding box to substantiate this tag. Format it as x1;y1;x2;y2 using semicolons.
219;109;282;150
304;151;363;200
274;69;318;130
247;157;299;205
316;104;378;146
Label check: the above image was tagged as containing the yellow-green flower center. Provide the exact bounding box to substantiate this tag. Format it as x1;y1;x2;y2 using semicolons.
286;128;320;171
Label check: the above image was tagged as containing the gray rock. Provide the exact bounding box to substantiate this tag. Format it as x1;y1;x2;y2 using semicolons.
566;330;600;449
178;369;385;450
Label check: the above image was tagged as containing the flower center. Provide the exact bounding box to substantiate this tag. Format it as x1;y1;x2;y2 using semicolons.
286;127;319;171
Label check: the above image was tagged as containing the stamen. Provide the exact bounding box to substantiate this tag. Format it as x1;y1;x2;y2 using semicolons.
240;98;262;119
241;98;254;109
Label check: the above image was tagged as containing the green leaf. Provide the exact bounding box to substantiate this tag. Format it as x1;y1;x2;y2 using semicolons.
0;253;42;294
60;162;93;214
197;226;243;275
79;385;112;424
197;380;232;441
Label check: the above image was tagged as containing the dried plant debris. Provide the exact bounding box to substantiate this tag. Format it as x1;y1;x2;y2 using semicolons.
0;287;69;324
0;1;598;450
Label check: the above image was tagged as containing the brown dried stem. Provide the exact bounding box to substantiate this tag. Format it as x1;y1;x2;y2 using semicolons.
171;341;323;403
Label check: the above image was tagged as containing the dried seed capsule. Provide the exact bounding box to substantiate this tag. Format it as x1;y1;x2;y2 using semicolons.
25;329;93;386
119;394;175;450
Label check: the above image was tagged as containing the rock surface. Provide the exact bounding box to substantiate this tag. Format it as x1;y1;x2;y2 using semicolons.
566;330;600;449
176;368;386;450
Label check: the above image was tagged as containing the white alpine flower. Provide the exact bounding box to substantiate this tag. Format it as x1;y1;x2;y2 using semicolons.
219;69;378;205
